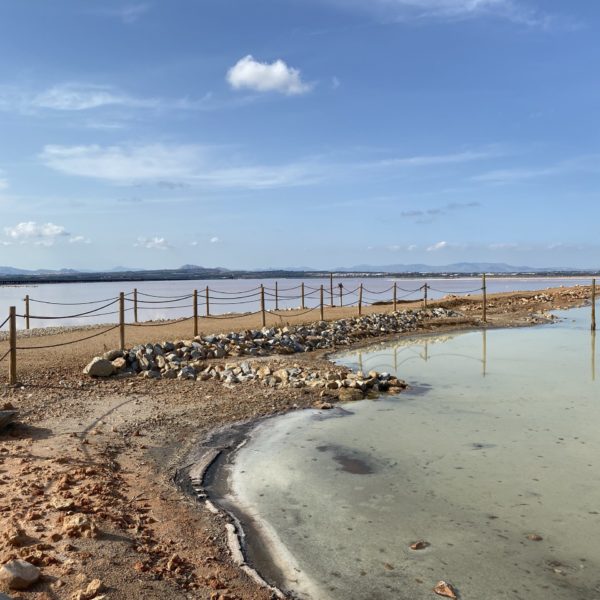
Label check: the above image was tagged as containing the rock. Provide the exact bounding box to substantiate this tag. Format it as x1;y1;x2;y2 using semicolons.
74;578;104;600
409;540;430;550
102;349;122;361
0;411;17;431
3;522;30;547
338;388;364;402
0;559;40;590
83;358;114;378
111;357;126;371
62;514;98;538
433;581;458;599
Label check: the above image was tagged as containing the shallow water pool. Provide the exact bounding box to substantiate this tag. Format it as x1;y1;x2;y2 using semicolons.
223;307;600;599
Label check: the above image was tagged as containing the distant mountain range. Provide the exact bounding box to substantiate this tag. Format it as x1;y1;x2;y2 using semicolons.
0;262;595;280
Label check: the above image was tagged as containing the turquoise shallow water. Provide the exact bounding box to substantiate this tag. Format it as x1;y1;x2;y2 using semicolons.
226;307;600;600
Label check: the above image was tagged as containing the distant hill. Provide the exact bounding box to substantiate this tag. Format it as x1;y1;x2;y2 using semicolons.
333;262;575;274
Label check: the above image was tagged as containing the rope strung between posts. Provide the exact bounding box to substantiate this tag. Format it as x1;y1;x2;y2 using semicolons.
28;296;120;306
136;291;195;299
207;291;262;301
0;316;9;330
126;295;193;305
0;349;10;363
362;286;395;295
265;284;304;293
127;316;195;327
16;325;121;350
203;310;263;320
426;286;483;294
17;299;119;320
266;306;321;318
206;286;262;295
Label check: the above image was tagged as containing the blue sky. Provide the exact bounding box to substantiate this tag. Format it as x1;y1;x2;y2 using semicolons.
0;0;599;270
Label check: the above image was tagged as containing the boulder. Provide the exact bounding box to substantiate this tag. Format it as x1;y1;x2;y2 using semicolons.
83;358;114;378
338;388;364;402
0;559;40;590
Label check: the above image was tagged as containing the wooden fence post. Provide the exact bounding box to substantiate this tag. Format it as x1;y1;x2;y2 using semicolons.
9;306;17;385
482;273;487;323
133;288;138;323
358;284;363;316
330;273;334;307
119;292;125;351
393;283;397;312
261;285;266;327
193;290;198;337
423;283;428;308
24;295;30;330
205;286;210;317
320;285;324;320
275;282;279;311
592;278;597;332
339;283;343;307
301;283;305;309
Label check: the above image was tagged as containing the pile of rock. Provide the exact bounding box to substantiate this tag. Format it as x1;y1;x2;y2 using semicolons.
84;308;460;381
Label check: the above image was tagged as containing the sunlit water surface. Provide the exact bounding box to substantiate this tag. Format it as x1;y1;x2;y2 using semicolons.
225;307;600;600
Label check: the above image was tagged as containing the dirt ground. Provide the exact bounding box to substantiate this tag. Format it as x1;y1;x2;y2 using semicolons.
0;285;594;599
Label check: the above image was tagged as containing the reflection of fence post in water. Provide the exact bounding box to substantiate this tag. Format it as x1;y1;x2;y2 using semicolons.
592;330;596;382
394;346;398;372
358;351;364;374
424;340;429;362
592;278;596;331
482;329;487;377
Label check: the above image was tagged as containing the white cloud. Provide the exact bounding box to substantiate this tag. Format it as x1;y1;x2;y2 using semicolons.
210;236;220;243
427;240;449;252
190;241;199;247
0;173;8;191
135;236;171;250
323;0;557;27
3;222;70;246
68;235;91;244
227;55;313;95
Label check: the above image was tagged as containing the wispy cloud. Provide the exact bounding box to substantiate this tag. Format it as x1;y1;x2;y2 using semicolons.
94;3;151;24
227;55;313;95
322;0;564;28
40;143;321;189
134;236;171;250
68;235;92;244
0;83;215;114
210;236;220;243
472;155;600;184
369;150;495;169
0;170;8;191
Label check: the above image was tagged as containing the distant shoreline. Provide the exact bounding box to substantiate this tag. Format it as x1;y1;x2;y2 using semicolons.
1;270;599;286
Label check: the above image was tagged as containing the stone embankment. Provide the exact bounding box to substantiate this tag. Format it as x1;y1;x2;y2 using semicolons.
83;309;460;394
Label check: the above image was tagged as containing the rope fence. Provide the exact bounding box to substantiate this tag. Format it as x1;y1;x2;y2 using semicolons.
2;274;597;384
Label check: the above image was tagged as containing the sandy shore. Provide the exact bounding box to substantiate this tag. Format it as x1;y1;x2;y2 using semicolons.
0;285;593;599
